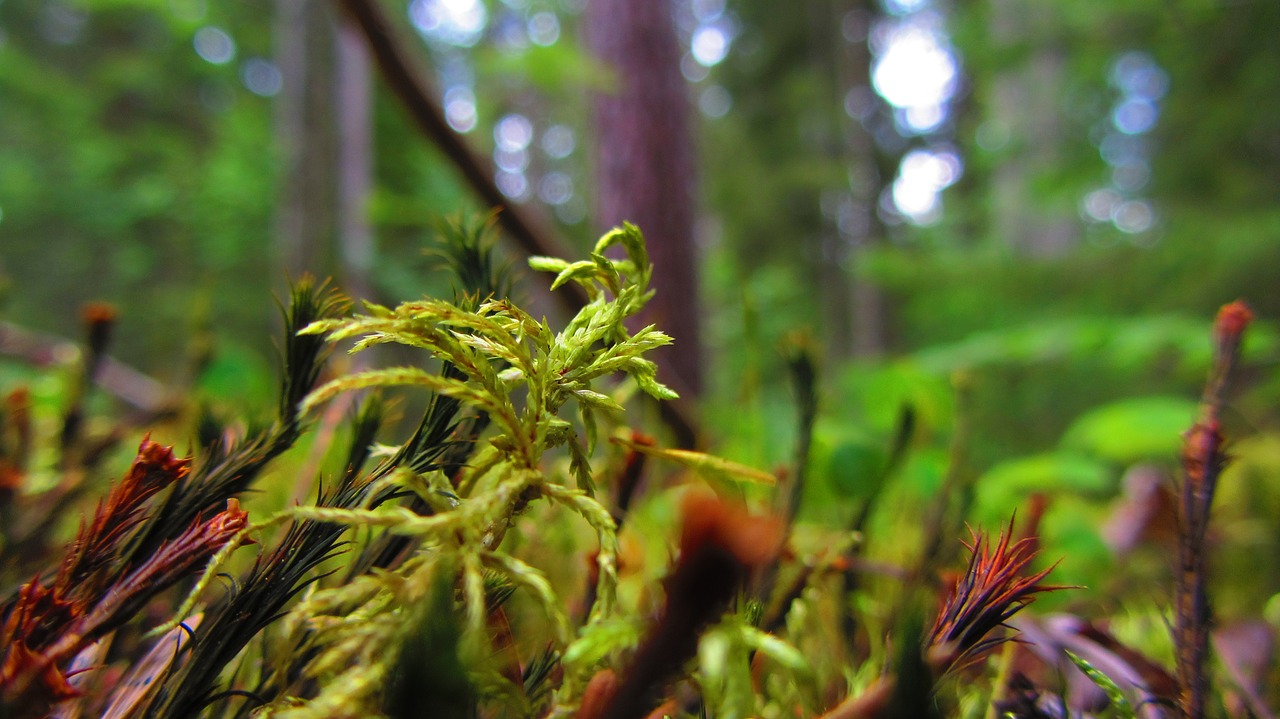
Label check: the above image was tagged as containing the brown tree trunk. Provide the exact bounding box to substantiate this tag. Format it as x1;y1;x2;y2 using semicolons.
587;0;702;398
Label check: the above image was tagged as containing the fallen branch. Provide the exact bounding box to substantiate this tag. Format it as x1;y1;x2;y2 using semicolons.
0;321;169;415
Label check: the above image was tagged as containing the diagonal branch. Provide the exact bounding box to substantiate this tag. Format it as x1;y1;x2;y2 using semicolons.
334;0;586;312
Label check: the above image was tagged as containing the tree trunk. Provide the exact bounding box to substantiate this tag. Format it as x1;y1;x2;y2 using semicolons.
275;0;377;308
834;0;892;359
988;0;1077;255
335;18;374;304
275;0;339;280
587;0;702;398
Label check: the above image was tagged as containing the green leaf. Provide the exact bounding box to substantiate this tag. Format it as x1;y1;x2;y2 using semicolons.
698;629;733;683
1061;396;1198;464
631;369;679;401
1064;650;1137;719
739;626;811;676
550;260;599;290
301;367;493;418
613;437;775;486
570;388;624;415
821;438;888;500
566;433;595;495
562;618;643;669
589;251;622;295
527;256;570;274
597;222;649;270
978;451;1113;498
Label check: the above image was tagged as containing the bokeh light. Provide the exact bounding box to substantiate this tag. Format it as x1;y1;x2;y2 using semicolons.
883;0;930;15
39;0;87;45
538;172;573;205
541;125;575;159
1082;188;1120;223
871;16;957;134
691;24;731;67
1082;50;1165;240
1111;51;1168;101
241;58;282;97
843;85;877;121
891;147;962;225
409;0;488;47
681;53;711;82
444;86;477;132
1112;97;1157;135
496;169;529;200
527;11;559;46
1112;199;1154;234
699;85;732;118
975;120;1010;151
692;0;726;22
193;26;235;65
556;198;586;224
494;114;533;151
494;147;529;173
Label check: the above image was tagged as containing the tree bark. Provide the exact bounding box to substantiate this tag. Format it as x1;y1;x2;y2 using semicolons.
275;0;339;279
587;0;703;398
834;0;892;359
335;18;374;304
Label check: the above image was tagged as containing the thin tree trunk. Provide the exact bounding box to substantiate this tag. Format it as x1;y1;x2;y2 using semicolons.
335;18;374;304
275;0;339;279
988;0;1077;255
835;0;892;358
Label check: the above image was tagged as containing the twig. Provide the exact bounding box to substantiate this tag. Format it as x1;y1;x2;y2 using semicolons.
840;405;915;641
916;373;974;579
779;336;818;525
1173;300;1252;719
753;337;816;621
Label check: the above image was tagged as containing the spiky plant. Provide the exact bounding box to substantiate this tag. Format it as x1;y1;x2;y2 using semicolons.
0;278;343;719
927;521;1060;676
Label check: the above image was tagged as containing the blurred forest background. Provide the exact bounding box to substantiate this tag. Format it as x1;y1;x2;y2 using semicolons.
3;0;1280;604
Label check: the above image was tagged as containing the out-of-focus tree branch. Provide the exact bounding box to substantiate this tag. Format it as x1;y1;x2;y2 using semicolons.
335;0;587;312
0;321;169;414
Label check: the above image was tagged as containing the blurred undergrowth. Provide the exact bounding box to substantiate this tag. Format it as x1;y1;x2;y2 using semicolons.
0;218;1276;718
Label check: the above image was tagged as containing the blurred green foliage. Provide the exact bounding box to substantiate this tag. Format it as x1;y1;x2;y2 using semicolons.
2;3;1280;709
0;0;279;368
